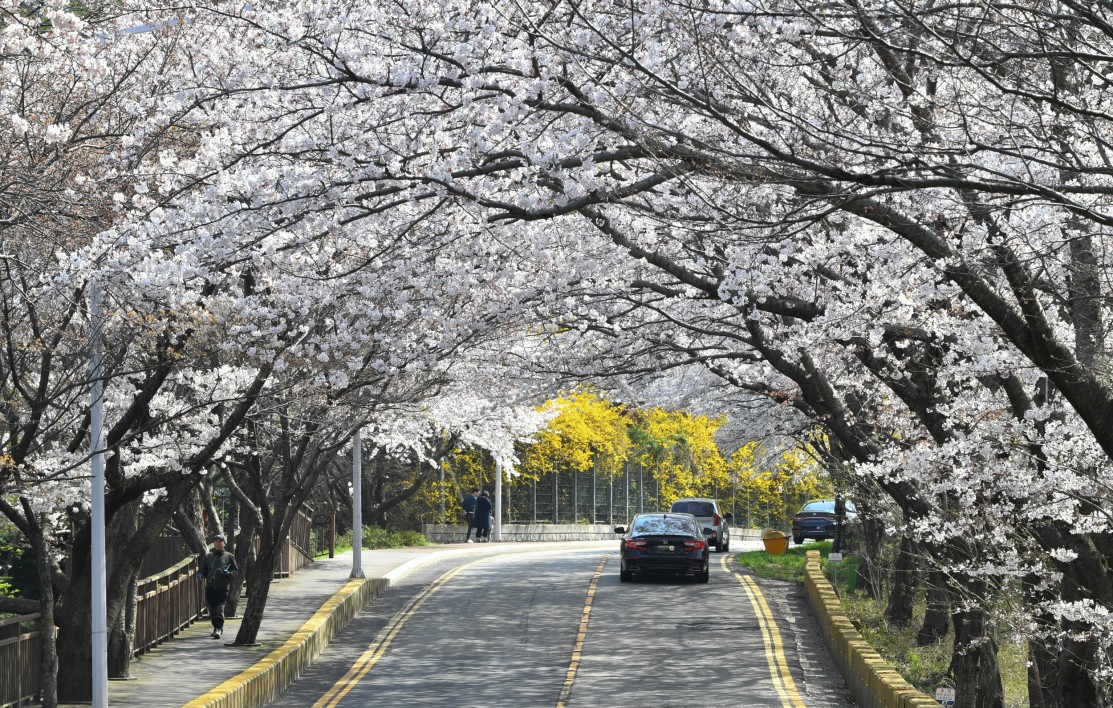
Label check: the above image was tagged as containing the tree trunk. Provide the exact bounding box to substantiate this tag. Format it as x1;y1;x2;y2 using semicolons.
1027;638;1062;708
232;531;279;645
106;566;139;678
106;500;140;678
855;516;885;601
885;534;918;627
58;481;194;700
1056;635;1101;708
950;594;1004;708
1022;573;1063;708
224;501;256;619
55;566;92;703
28;518;59;708
917;570;949;646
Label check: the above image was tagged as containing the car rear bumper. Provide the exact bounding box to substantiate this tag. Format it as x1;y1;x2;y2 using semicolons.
624;556;706;575
793;526;834;539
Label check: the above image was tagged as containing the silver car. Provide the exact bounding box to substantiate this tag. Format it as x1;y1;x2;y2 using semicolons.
669;498;732;551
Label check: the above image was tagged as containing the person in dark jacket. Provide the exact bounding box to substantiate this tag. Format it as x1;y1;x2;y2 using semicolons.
473;490;493;543
198;534;238;639
461;489;480;543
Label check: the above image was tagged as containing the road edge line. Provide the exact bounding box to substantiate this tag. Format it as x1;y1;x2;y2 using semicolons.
720;554;807;708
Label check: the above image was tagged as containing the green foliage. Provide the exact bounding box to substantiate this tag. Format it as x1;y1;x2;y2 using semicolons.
312;531;353;560
395;530;428;547
0;525;36;600
361;526;430;549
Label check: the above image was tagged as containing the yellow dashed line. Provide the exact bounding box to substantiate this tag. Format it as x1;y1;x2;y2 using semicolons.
312;556;489;708
556;554;610;708
720;554;807;708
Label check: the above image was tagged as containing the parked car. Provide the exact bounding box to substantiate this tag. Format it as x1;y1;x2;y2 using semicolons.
791;499;858;544
669;497;732;551
614;513;711;583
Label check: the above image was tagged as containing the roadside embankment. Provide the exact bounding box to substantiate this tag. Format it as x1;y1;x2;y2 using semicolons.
803;549;937;708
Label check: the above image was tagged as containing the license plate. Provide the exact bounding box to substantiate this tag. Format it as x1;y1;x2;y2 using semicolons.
658;545;675;552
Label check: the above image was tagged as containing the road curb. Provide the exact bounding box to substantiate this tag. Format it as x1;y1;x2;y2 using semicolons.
803;550;937;708
179;541;613;708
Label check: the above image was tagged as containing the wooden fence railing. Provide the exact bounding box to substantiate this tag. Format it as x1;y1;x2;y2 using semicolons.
0;614;41;708
0;507;315;705
134;555;204;655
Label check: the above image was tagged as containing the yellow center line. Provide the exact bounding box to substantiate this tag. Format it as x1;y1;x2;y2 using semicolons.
556;554;611;708
312;556;490;708
720;554;807;708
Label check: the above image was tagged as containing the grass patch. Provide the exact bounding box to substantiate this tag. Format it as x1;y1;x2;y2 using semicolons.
733;540;859;588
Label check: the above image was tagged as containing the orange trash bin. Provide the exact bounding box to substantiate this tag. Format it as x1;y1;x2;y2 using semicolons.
761;529;789;556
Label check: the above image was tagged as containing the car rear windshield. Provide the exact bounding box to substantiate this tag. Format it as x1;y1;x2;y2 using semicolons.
670;501;715;516
803;501;836;513
801;500;858;514
631;515;699;536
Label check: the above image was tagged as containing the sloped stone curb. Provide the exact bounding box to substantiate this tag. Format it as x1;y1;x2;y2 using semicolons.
803;550;938;708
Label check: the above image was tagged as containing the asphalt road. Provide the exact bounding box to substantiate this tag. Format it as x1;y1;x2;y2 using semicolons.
272;547;857;708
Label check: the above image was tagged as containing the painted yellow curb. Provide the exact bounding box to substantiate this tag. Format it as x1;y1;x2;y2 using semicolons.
182;577;388;708
803;550;938;708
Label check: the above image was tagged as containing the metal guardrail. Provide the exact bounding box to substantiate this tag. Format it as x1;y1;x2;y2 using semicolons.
0;613;41;707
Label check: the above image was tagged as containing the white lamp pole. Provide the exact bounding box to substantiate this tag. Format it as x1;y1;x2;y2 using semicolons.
350;429;364;578
493;459;503;542
89;279;108;708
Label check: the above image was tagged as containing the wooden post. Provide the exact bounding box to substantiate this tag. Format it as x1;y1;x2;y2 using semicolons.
638;464;644;513
591;453;597;524
608;459;613;525
573;466;578;523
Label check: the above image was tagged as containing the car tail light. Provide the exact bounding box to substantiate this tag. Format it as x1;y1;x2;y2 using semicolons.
712;513;721;526
625;539;647;549
683;539;706;550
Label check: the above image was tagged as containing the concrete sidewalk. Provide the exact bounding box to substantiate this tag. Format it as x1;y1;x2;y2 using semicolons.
78;541;614;708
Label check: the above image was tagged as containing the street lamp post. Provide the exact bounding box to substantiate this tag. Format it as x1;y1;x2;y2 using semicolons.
351;429;364;579
89;279;108;708
493;460;503;542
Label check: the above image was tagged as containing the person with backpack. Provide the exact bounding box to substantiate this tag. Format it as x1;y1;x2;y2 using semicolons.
461;489;479;542
198;534;238;639
473;490;493;543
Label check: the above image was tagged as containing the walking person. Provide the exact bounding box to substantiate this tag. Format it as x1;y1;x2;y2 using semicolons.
199;534;238;639
462;488;480;543
473;490;493;543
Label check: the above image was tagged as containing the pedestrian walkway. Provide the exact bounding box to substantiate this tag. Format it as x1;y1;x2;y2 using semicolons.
67;541;615;708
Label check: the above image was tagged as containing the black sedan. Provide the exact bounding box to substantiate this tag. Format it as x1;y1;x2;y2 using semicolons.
614;513;710;583
791;499;858;544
